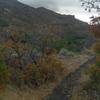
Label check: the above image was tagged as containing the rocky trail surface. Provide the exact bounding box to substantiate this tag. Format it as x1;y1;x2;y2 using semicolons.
47;54;96;100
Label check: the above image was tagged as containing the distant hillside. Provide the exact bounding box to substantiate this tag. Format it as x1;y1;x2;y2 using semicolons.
0;0;93;48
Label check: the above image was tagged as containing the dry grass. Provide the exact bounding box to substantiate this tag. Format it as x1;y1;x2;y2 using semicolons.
0;54;91;100
70;64;93;100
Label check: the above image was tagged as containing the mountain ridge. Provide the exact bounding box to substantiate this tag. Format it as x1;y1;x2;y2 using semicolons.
0;0;93;48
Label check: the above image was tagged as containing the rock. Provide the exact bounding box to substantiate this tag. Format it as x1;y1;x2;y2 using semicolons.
59;48;74;59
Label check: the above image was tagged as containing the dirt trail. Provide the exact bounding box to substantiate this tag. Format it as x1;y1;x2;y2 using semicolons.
47;55;96;100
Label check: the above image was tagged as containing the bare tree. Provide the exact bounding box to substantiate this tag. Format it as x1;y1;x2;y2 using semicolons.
80;0;100;12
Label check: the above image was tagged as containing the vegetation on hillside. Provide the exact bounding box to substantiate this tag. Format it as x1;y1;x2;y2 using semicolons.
0;21;89;90
80;0;100;97
0;1;95;98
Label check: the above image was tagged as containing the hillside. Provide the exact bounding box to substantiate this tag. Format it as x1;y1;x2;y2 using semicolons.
0;0;97;100
0;0;93;51
0;0;93;44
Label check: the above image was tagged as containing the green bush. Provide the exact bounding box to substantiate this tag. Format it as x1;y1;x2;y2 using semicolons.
89;65;100;83
0;19;9;27
24;32;87;53
0;60;9;84
65;34;86;52
84;65;100;91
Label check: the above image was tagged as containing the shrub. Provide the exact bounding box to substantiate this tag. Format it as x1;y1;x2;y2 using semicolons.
8;54;64;88
0;19;9;27
84;65;100;91
0;60;9;84
96;55;100;66
93;43;100;54
31;54;64;86
65;33;86;52
89;65;100;82
1;31;65;88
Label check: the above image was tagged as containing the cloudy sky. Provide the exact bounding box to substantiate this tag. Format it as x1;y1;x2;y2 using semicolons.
18;0;97;22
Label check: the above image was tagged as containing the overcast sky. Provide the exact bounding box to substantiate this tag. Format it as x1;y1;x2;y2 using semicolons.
18;0;97;22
